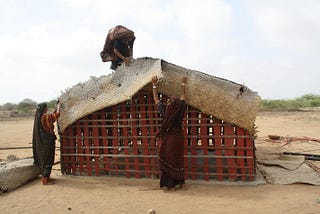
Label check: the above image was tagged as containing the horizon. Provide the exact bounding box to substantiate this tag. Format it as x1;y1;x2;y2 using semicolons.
1;90;319;105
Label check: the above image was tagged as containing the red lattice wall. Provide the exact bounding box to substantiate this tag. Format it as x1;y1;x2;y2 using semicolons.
60;91;256;181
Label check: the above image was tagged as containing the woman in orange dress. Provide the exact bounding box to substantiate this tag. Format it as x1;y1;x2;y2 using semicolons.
32;101;61;185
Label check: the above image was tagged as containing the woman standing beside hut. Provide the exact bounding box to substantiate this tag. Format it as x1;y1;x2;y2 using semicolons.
151;76;187;191
32;101;61;185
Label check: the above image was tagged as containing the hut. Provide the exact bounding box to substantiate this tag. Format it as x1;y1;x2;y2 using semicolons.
58;57;261;181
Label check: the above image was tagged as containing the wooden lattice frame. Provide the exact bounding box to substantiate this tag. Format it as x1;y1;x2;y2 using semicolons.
59;90;256;181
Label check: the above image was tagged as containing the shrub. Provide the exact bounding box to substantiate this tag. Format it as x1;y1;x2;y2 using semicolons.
260;94;320;110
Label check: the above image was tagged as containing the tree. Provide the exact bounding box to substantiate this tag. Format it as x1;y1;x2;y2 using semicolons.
17;98;37;110
0;102;17;111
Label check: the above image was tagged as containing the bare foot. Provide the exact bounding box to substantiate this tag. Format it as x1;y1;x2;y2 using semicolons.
42;177;56;185
177;184;187;190
164;187;175;192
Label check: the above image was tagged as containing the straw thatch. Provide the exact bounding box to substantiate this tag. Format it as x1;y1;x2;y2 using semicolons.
58;57;261;133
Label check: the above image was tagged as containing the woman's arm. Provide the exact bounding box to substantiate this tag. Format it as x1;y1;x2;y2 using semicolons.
113;48;130;65
51;101;61;121
180;76;187;100
152;76;160;104
128;38;135;58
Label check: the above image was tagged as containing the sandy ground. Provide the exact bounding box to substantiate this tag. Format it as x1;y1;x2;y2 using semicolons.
1;111;320;214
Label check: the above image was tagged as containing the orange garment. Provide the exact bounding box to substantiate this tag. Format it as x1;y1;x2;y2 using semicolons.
41;110;60;134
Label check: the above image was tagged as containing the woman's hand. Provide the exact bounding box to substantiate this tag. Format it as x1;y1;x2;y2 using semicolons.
152;76;158;85
123;57;130;66
56;103;61;111
181;76;187;100
182;76;187;85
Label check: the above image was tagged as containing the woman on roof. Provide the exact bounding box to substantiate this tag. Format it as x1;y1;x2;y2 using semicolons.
100;25;135;70
32;101;61;185
151;75;187;191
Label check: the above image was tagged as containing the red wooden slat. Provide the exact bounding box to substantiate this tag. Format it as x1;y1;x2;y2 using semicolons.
236;128;246;181
121;104;130;178
139;94;151;178
60;128;68;174
111;106;119;176
91;114;100;176
82;116;92;176
224;125;236;180
101;108;111;173
200;113;209;181
214;119;223;181
70;126;77;175
147;94;157;176
147;94;158;179
245;130;255;181
189;110;198;180
63;127;75;175
75;120;84;174
130;98;140;178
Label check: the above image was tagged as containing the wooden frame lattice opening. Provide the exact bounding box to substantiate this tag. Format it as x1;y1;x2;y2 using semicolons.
60;90;256;181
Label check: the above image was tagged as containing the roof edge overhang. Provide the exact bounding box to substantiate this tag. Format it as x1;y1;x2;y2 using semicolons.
58;57;260;134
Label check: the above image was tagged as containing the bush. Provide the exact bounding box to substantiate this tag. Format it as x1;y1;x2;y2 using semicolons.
260;94;320;110
0;98;60;117
0;103;17;111
17;98;37;110
47;99;58;109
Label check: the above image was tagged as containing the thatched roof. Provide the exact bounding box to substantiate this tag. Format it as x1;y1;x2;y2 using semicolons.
58;57;261;133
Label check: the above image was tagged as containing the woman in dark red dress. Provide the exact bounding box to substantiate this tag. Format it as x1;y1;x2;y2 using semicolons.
151;76;187;191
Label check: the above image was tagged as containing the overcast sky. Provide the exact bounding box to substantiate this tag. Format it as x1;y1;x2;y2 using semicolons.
0;0;319;104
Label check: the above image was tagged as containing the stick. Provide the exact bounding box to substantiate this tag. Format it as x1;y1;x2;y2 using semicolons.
283;152;320;161
0;146;32;150
0;146;61;150
139;187;163;191
268;135;320;143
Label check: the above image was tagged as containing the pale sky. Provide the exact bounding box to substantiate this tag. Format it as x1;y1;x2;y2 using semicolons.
1;0;319;104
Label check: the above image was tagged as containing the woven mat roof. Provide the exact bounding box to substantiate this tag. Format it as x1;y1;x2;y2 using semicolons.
58;57;261;133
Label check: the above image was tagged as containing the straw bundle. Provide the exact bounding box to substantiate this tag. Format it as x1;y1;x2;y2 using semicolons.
58;57;260;133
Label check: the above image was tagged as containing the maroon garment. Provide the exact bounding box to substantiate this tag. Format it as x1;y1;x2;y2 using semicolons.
157;98;186;185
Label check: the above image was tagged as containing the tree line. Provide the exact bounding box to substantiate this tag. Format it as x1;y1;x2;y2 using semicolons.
0;94;319;117
0;98;57;117
260;94;320;110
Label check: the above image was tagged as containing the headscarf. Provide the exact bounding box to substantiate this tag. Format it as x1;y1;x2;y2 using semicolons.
100;25;135;62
